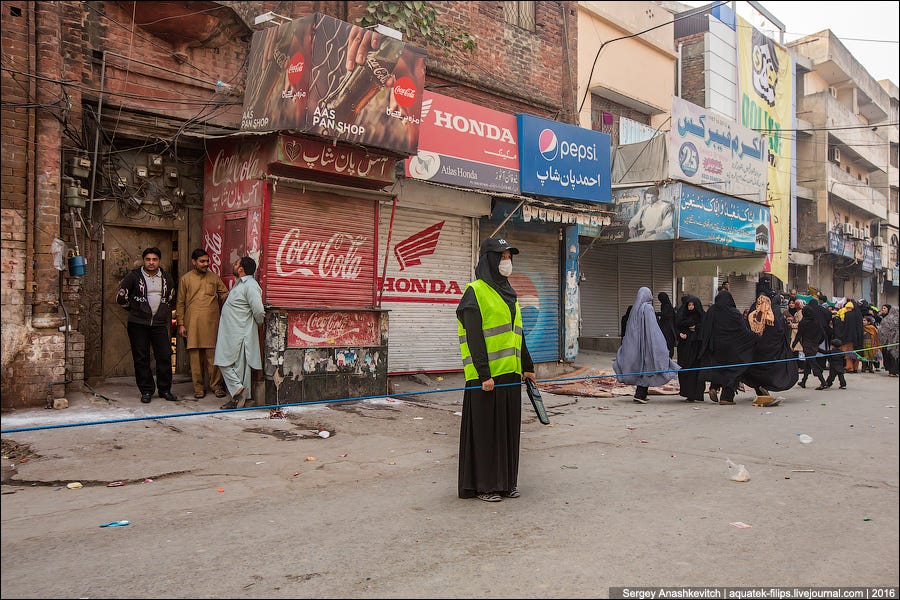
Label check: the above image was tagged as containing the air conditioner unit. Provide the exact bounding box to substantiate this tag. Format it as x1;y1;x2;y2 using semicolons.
828;147;841;163
873;236;885;247
853;227;865;239
841;223;854;236
829;86;838;98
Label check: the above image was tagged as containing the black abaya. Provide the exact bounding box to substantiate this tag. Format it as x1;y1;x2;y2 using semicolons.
697;291;757;387
675;295;705;401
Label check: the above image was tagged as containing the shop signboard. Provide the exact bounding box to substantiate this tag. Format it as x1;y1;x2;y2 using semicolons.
518;114;611;203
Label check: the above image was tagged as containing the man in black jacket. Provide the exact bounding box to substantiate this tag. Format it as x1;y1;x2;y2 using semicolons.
116;247;177;403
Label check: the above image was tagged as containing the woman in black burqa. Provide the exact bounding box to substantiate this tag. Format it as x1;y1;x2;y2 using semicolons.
457;237;535;502
675;295;705;402
697;291;757;404
657;292;678;358
741;292;799;395
793;303;828;389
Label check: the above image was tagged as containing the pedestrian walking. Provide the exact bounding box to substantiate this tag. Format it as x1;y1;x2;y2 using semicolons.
657;291;677;358
697;290;757;405
741;292;798;396
457;237;535;502
214;257;265;410
675;294;705;402
861;316;880;373
878;305;898;376
116;247;178;403
834;301;864;372
819;338;847;390
613;287;680;404
794;304;827;389
177;248;229;399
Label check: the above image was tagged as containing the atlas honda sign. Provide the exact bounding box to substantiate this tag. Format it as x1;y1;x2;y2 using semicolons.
518;114;611;203
405;91;520;194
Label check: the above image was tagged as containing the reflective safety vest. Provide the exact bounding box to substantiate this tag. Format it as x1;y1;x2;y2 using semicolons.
458;280;523;381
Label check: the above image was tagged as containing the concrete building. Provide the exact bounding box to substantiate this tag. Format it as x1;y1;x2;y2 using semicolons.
787;30;894;305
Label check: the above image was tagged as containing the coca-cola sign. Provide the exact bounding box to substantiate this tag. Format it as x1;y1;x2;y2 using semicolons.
275;229;366;280
266;190;377;309
287;310;380;347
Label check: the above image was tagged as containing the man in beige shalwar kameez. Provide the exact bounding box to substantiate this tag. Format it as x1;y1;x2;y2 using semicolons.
177;248;229;399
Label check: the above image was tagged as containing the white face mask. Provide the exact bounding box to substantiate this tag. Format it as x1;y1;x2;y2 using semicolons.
498;259;513;277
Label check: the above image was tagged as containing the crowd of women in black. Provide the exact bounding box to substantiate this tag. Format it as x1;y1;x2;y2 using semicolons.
620;286;899;405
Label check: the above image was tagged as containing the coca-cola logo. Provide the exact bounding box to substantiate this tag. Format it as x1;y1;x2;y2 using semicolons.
211;147;259;187
392;76;417;108
275;229;367;280
287;52;305;87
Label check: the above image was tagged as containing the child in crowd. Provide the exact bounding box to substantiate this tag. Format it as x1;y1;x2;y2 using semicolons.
818;338;847;390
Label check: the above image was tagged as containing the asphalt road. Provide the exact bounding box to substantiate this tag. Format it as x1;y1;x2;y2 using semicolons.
1;352;898;598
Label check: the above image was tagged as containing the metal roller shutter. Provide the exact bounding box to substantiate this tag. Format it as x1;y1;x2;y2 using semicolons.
618;244;653;313
378;206;474;373
266;189;377;308
650;241;675;306
727;277;757;312
483;223;561;363
578;242;619;338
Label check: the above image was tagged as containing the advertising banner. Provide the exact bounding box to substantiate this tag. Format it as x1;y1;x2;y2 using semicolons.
241;13;426;156
203;139;268;214
287;311;380;347
738;16;793;282
577;185;676;243
669;95;767;203
677;184;771;251
405;91;520;193
518;114;611;203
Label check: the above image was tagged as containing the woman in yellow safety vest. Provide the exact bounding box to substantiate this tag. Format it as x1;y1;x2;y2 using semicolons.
457;236;536;503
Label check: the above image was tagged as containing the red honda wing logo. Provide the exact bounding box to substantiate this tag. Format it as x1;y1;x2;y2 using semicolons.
394;221;444;271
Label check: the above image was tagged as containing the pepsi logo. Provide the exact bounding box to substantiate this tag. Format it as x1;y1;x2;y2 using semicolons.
538;128;558;161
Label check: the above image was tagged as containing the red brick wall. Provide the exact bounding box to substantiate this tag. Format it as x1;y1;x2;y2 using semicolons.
2;1;578;407
677;32;705;109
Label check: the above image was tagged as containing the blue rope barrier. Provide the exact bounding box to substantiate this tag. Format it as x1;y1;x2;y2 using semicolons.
2;342;896;435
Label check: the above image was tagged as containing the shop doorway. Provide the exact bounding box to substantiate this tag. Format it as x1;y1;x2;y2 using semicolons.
101;227;179;378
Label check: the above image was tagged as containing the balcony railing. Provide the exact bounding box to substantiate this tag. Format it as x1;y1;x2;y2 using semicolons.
827;162;888;219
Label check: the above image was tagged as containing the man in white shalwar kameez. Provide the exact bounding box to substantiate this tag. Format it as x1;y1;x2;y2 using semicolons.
215;257;265;409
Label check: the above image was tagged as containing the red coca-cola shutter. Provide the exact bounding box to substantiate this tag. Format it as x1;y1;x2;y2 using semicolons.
266;188;377;308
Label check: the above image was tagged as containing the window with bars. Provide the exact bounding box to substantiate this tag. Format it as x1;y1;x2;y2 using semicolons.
590;94;651;147
503;1;535;31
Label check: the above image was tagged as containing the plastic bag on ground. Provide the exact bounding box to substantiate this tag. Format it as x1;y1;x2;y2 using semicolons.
726;458;751;482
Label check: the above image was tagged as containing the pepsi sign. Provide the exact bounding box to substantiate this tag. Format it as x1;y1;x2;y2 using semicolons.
518;114;612;203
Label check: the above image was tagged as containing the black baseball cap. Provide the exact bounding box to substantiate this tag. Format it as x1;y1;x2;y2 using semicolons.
480;236;519;255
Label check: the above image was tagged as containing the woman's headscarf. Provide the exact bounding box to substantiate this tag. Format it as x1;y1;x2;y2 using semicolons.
473;242;517;304
748;294;776;335
837;300;855;321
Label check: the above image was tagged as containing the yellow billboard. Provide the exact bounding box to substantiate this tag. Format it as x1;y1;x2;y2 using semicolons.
738;16;792;284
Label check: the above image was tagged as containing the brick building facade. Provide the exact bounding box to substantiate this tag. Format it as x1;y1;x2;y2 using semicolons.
1;1;577;407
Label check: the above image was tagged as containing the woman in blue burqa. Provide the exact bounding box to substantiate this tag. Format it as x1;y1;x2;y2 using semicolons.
614;287;680;404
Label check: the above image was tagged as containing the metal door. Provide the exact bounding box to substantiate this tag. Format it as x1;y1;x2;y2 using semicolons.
102;227;176;378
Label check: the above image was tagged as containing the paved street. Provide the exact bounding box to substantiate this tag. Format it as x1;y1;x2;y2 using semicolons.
1;351;898;598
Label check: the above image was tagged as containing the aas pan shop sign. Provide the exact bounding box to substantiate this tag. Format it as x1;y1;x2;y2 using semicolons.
518;114;612;203
274;134;396;187
241;13;426;156
405;91;520;194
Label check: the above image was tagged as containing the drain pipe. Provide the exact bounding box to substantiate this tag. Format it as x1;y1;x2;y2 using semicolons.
49;274;72;406
87;50;106;223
